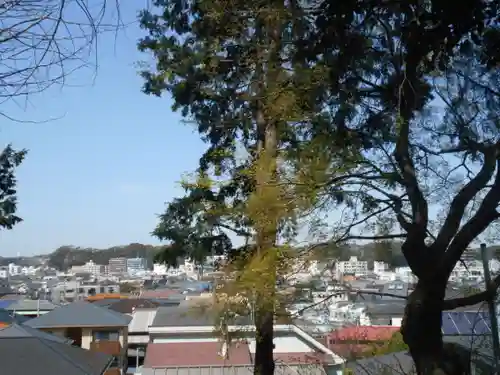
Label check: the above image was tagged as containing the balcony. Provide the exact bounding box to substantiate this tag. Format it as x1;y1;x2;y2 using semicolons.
90;340;122;356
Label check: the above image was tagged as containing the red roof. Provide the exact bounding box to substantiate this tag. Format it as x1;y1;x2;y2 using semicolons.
326;326;399;344
144;342;252;367
145;342;333;368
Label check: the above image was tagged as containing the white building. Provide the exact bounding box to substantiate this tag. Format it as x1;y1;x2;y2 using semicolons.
21;266;37;276
373;261;389;274
153;263;168;276
449;260;483;283
0;267;8;279
8;263;21;276
71;260;106;276
127;258;147;275
394;266;417;283
335;256;368;277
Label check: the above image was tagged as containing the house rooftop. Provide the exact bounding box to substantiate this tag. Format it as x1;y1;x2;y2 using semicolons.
4;299;57;312
106;298;160;314
24;300;131;328
145;342;252;367
0;323;112;375
150;305;251;327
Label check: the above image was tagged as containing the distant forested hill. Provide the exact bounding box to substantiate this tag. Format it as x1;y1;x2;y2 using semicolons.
46;243;163;270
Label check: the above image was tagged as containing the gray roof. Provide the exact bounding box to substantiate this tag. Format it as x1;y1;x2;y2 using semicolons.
5;299;57;312
381;282;409;300
347;338;496;375
0;309;30;324
0;324;112;375
444;335;495;369
346;351;414;374
0;322;70;343
24;301;132;328
151;305;251;327
364;301;406;317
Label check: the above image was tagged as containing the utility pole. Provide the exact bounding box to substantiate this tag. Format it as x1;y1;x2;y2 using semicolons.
480;243;500;374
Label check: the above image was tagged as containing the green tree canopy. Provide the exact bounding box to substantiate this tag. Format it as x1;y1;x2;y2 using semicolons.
139;1;500;375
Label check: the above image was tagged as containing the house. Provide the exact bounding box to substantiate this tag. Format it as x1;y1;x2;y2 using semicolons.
24;300;131;374
325;326;400;359
0;323;114;375
50;281;121;303
127;307;159;370
380;281;410;300
104;298;160;314
4;299;58;318
142;305;345;375
358;301;406;326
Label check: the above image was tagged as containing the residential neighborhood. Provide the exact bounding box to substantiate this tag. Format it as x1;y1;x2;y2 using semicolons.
0;250;497;375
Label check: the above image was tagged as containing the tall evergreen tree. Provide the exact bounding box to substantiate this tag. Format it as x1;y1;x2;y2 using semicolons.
139;1;322;374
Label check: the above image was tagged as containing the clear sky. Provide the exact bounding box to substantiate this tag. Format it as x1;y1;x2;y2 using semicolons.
0;2;205;256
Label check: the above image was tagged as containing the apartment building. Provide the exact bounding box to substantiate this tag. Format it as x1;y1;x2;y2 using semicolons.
108;258;127;274
335;256;369;276
51;281;120;303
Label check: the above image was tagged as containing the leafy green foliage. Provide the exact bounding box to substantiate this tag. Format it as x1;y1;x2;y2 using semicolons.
363;332;409;357
0;145;26;230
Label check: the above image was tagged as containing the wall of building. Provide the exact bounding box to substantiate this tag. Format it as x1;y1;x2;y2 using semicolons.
249;336;313;353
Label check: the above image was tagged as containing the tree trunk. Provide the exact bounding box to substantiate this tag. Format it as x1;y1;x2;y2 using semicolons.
254;309;275;375
402;281;471;375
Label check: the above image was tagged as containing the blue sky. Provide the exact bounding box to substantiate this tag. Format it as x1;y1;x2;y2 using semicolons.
0;2;205;256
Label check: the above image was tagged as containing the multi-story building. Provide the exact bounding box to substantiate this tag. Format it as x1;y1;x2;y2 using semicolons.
8;263;21;276
373;261;389;274
126;257;146;275
335;256;368;276
70;260;106;276
449;260;483;283
108;257;127;274
51;281;120;303
84;260;106;276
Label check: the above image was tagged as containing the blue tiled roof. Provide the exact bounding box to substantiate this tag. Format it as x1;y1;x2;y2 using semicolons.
0;300;15;309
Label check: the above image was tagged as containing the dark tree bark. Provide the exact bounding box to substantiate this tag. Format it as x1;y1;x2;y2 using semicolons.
402;278;470;375
254;310;275;375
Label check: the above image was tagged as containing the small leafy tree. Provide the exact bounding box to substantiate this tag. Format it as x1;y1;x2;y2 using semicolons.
364;332;409;358
0;145;26;229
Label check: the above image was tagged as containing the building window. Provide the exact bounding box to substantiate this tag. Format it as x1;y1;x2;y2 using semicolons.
99;287;105;293
93;330;119;341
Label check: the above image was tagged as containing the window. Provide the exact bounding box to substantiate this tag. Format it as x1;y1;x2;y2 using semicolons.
99;287;105;293
93;330;119;341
